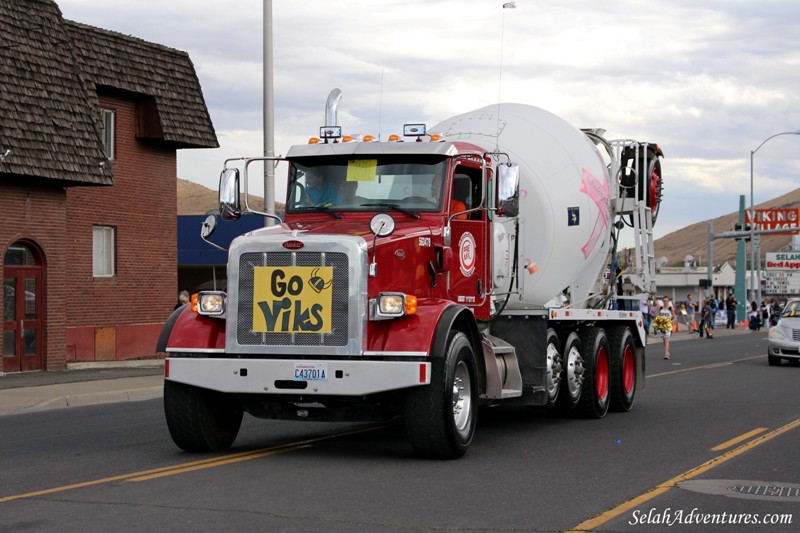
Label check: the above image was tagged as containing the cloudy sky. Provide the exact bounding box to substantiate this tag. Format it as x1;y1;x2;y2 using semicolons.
57;0;800;246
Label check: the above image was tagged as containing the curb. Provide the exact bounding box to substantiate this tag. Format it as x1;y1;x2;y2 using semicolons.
19;386;163;414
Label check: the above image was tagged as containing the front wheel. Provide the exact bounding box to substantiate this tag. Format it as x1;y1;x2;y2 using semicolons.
164;380;243;452
405;331;478;459
768;353;782;366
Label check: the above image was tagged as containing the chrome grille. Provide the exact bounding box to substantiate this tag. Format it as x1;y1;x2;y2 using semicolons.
237;251;350;347
792;328;800;342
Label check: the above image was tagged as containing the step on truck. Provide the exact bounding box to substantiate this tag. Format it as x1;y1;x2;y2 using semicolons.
158;93;664;459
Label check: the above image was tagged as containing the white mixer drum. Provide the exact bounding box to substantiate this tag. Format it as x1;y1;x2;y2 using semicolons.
433;104;612;307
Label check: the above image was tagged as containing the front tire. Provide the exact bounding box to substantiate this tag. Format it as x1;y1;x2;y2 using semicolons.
768;352;782;366
405;331;478;459
577;327;610;419
164;380;243;452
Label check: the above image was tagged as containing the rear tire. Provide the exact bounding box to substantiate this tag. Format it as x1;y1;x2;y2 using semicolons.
558;331;584;411
164;380;243;452
405;331;477;459
577;327;610;419
608;327;636;412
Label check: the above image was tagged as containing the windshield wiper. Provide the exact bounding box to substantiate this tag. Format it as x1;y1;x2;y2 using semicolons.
294;205;343;219
361;203;420;220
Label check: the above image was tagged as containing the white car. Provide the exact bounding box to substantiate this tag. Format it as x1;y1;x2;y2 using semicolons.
767;299;800;366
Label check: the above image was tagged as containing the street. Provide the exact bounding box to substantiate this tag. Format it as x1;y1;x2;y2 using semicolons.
0;331;798;532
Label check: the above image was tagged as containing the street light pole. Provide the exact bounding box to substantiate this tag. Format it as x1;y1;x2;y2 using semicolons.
263;0;275;226
749;130;800;307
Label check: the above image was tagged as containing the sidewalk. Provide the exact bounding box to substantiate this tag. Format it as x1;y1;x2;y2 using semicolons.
0;361;164;417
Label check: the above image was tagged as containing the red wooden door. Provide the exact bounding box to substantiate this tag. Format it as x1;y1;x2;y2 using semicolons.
3;266;44;372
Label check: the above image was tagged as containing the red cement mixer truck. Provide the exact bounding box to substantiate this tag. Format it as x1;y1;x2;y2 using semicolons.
158;92;664;459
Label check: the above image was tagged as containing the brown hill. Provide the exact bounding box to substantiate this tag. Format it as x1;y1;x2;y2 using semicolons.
177;178;222;215
177;178;800;266
178;178;282;215
652;187;800;267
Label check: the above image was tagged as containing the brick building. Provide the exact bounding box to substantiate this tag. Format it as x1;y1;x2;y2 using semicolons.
1;0;218;372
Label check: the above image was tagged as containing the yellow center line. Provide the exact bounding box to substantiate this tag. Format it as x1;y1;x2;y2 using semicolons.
711;427;768;451
566;417;800;533
0;424;389;503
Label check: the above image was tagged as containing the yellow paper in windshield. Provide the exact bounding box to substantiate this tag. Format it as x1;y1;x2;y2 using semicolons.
346;159;377;182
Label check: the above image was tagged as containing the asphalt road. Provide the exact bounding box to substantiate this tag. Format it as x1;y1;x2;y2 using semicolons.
0;332;798;532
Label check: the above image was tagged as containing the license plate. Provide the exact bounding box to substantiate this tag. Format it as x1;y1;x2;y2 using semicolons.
294;362;328;381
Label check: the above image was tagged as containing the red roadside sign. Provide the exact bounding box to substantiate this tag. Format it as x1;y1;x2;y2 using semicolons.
745;208;800;234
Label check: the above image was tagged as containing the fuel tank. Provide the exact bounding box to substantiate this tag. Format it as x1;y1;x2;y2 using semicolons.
433;104;612;307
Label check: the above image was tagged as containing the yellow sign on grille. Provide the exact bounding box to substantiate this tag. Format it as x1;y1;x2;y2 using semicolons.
252;266;333;333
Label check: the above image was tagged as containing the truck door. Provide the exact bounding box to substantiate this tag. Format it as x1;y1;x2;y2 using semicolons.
447;168;491;319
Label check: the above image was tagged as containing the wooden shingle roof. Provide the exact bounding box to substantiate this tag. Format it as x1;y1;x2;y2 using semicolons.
0;0;112;185
0;0;218;186
65;20;219;150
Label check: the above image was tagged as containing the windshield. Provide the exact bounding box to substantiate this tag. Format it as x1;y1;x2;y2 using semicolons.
781;300;800;318
286;156;447;213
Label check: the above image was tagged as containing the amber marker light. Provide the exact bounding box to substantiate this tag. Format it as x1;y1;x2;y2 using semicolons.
308;137;321;144
405;294;418;315
388;134;401;142
363;135;376;142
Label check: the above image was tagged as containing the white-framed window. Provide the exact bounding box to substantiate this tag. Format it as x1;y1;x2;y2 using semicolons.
93;225;115;277
100;108;115;160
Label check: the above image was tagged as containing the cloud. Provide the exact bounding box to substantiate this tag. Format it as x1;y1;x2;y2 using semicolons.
58;0;800;242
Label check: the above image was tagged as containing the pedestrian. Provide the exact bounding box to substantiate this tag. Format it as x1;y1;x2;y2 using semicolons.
748;301;760;332
725;292;738;329
648;298;661;336
701;299;714;339
654;296;676;359
640;297;653;337
685;294;698;333
706;293;718;337
174;290;190;310
678;302;691;333
760;300;770;329
769;299;782;327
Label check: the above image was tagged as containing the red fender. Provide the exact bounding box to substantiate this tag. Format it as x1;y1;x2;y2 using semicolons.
166;307;226;351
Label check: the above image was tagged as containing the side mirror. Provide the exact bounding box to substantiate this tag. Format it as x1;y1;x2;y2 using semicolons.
200;214;228;252
201;214;217;240
497;163;520;218
219;168;241;220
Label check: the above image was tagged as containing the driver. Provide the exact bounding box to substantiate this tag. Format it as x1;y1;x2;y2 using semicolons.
429;175;467;219
301;169;340;206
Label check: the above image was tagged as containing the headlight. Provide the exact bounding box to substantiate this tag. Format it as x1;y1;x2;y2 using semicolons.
197;291;226;316
371;293;417;320
768;328;785;340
